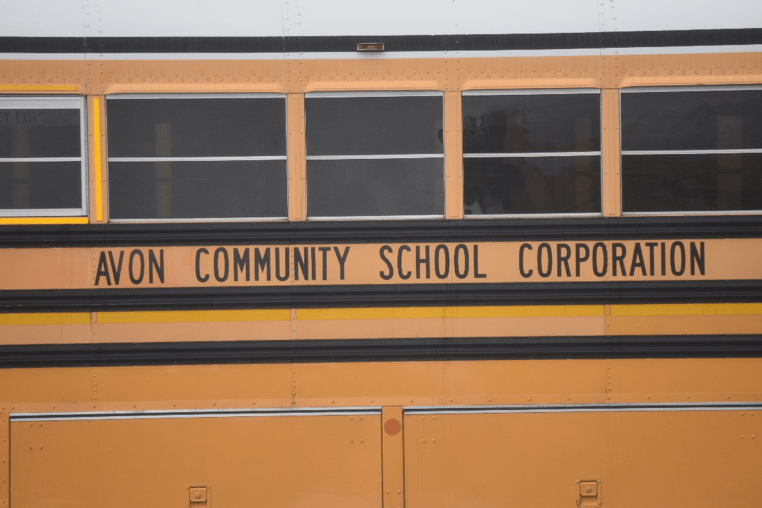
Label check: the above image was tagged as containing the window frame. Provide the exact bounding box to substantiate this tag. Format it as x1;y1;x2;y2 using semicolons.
620;85;762;217
462;88;603;219
305;90;446;221
0;96;88;217
105;93;289;223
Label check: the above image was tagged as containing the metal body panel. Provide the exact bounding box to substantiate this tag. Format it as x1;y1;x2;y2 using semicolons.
4;53;762;101
11;414;382;508
5;1;762;40
286;0;601;36
1;358;760;506
405;409;761;508
3;0;283;38
0;0;85;37
611;0;762;32
1;358;761;409
88;0;283;38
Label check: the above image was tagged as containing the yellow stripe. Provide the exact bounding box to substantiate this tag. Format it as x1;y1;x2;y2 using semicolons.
0;313;90;325
454;305;603;318
92;97;103;221
98;309;290;324
0;217;88;225
611;303;762;317
0;85;79;92
298;305;604;321
299;308;446;320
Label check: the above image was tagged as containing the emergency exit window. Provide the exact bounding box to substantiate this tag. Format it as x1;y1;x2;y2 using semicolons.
462;90;601;216
0;97;86;216
106;94;287;221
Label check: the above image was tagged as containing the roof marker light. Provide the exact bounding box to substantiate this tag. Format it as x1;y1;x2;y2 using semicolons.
357;43;384;51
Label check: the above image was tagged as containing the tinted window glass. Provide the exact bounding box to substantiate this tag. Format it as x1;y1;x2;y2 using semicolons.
0;98;85;216
109;161;287;219
306;94;444;218
463;94;600;154
308;158;444;217
107;98;286;157
622;90;762;151
0;162;81;209
623;154;762;212
463;91;601;215
107;96;287;221
621;88;762;213
464;156;601;214
306;96;443;156
0;109;80;158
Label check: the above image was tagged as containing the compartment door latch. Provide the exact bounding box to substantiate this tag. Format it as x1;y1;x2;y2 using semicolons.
189;486;208;507
577;480;601;507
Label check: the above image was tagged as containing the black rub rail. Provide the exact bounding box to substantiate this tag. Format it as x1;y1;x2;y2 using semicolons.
1;216;761;248
2;335;761;368
1;281;761;313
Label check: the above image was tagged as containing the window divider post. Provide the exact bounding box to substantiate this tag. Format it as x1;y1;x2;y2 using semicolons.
287;93;307;221
601;89;622;217
444;91;463;219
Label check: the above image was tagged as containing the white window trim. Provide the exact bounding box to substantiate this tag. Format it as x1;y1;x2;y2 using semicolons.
0;96;87;217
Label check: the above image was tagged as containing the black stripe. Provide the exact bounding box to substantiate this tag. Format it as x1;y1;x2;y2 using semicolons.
2;335;760;368
607;28;762;48
2;216;761;248
1;29;761;54
1;281;760;313
0;37;86;53
90;36;285;54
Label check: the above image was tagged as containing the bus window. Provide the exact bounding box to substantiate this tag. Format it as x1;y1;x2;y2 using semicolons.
0;97;86;216
621;87;762;214
106;94;287;221
305;92;444;219
462;90;601;216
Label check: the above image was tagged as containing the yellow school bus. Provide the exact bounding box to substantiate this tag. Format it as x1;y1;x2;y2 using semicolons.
1;1;761;507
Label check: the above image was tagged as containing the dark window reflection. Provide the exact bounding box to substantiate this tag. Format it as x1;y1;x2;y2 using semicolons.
464;157;600;214
306;94;444;217
623;154;762;212
463;92;601;215
622;90;762;151
107;96;288;220
308;159;444;217
0;109;81;158
107;98;286;157
306;96;443;156
0;101;84;214
463;93;600;154
109;161;287;219
0;162;81;209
